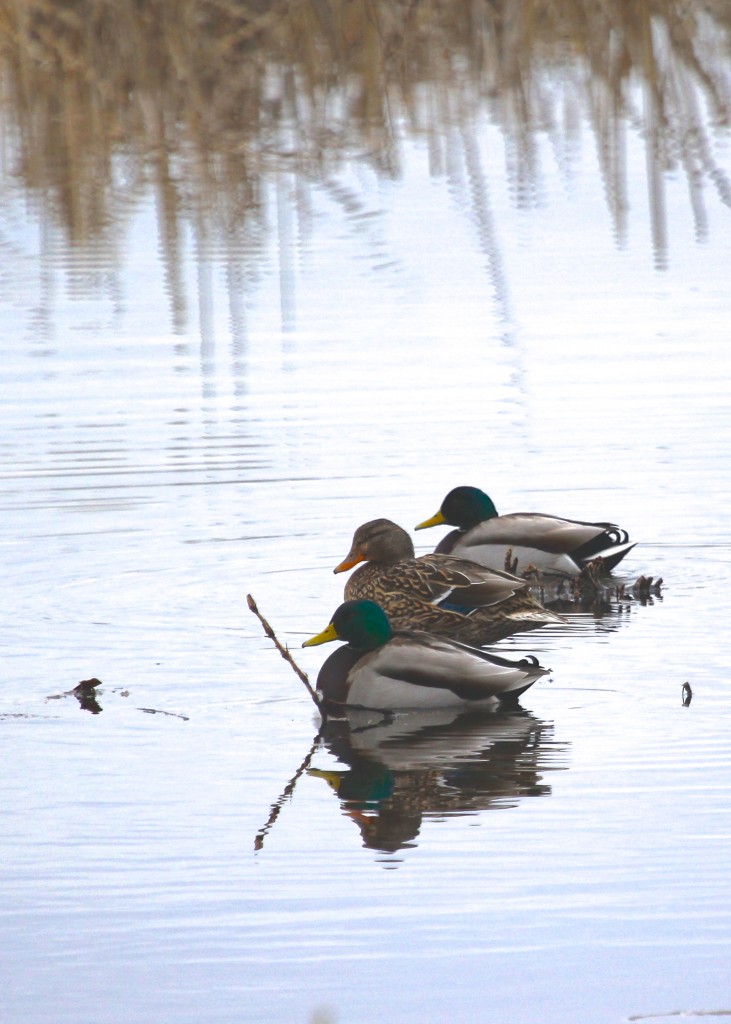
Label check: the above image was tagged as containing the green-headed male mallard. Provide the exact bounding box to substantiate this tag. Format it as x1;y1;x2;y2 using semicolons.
334;519;564;645
415;486;636;577
303;599;549;711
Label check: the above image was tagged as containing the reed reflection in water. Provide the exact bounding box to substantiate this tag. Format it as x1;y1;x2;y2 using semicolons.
1;0;730;335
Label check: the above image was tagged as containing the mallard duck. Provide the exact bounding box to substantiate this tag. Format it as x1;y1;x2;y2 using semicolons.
415;486;636;577
333;519;564;645
302;599;548;711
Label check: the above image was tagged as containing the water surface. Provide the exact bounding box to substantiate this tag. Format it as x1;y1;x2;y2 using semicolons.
2;4;731;1023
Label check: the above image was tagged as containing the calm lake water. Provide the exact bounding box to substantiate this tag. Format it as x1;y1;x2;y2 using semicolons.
2;4;731;1023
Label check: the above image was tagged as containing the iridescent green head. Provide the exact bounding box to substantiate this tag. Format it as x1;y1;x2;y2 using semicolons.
302;600;393;652
415;486;499;531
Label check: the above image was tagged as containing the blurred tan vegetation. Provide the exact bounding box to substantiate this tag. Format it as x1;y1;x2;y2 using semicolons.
0;0;730;286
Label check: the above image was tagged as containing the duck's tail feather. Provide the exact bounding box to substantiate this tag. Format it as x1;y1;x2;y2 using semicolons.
574;525;635;571
582;539;637;572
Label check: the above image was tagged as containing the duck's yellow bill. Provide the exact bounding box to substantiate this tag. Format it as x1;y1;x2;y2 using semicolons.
302;622;339;647
414;510;446;530
307;768;345;792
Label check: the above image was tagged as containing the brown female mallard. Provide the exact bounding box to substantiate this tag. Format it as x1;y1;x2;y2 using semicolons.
333;519;563;646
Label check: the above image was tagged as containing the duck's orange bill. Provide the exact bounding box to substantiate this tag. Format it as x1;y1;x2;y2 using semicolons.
333;553;364;573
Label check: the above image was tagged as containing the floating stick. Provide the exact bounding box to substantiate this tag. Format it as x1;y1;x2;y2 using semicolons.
246;593;323;714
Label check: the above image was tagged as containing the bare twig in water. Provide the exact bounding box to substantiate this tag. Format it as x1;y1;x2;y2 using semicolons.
254;734;321;851
138;708;190;720
246;593;323;714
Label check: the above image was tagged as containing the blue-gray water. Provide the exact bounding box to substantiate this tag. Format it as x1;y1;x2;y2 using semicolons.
2;9;731;1022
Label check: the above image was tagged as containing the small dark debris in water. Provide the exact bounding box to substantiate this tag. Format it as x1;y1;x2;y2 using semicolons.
572;567;664;605
72;678;103;714
632;575;663;603
534;563;665;618
71;677;104;714
74;677;102;696
627;1009;731;1021
138;707;189;721
47;677;104;714
47;681;187;719
682;682;693;707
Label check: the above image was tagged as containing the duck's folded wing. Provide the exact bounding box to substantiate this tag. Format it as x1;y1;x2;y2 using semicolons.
370;634;548;701
409;555;528;609
468;513;627;555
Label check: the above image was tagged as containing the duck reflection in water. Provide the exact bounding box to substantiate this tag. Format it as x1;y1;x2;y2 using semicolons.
308;707;566;855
